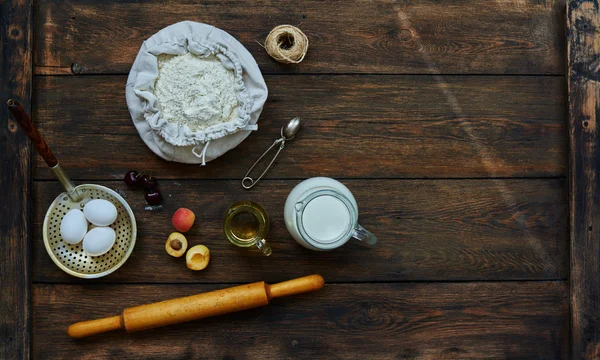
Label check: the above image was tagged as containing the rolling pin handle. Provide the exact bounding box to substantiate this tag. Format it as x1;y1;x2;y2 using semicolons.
266;274;325;300
67;315;123;339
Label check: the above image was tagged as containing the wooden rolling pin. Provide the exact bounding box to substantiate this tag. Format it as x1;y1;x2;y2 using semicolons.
67;274;324;338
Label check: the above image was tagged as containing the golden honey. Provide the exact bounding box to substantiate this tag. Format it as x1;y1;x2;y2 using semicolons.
223;201;271;255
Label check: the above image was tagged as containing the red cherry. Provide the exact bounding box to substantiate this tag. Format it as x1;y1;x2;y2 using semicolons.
140;174;159;190
124;170;140;186
144;189;162;205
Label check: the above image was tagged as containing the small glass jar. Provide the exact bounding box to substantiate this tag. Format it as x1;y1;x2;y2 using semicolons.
223;200;272;256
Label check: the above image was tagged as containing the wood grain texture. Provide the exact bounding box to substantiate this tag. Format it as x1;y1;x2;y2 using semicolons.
33;0;565;75
0;0;32;359
568;1;600;358
32;75;566;180
33;282;568;359
33;179;566;283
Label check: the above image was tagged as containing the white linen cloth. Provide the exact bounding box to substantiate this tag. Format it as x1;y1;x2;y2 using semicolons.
126;21;268;164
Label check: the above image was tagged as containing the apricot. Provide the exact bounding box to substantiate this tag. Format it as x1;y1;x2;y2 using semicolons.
172;208;195;233
186;245;210;271
165;232;188;258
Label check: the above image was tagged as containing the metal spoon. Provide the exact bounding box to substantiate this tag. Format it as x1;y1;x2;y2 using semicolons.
242;117;301;189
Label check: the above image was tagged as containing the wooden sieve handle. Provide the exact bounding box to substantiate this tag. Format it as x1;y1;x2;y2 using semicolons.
67;275;325;339
7;99;58;167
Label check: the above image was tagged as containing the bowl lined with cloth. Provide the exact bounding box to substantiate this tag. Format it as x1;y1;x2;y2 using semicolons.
126;21;268;165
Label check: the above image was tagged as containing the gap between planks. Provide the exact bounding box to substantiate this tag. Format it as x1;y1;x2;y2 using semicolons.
32;176;567;182
33;68;566;77
32;279;568;286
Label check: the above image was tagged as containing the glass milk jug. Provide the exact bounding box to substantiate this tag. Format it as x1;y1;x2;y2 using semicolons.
284;177;377;251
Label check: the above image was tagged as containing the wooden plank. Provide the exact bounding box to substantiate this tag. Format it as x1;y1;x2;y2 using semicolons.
33;282;568;359
568;1;600;358
32;75;566;180
0;0;32;359
34;0;565;75
33;179;567;283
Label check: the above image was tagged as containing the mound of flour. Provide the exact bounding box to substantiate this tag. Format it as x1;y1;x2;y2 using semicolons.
154;52;240;132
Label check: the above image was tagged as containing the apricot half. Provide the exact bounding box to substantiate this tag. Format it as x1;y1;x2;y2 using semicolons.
165;232;188;258
186;245;210;271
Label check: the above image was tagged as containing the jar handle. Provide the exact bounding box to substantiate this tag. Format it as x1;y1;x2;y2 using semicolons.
256;238;272;256
352;224;377;245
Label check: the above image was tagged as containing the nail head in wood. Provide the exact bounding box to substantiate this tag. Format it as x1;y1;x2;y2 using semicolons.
71;63;82;74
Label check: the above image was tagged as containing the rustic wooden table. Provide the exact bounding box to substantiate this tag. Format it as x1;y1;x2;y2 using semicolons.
2;0;599;359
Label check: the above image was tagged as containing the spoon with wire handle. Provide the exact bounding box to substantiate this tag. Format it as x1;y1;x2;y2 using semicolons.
242;117;301;189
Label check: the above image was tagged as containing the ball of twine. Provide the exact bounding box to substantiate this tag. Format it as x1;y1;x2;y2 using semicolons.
263;25;309;64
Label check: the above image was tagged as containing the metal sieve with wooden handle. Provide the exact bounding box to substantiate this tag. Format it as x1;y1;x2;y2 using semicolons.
67;274;324;338
7;99;137;279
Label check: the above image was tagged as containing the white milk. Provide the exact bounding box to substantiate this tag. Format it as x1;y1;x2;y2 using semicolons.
302;195;351;243
285;177;376;251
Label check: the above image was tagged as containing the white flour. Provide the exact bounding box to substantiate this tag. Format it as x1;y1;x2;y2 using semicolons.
154;52;240;132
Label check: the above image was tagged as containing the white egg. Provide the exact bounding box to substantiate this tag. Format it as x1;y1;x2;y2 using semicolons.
83;199;118;226
83;227;116;256
60;209;88;244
